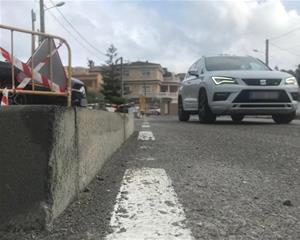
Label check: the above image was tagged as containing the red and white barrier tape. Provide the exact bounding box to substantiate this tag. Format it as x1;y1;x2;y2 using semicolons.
16;41;64;90
1;88;9;106
0;47;65;93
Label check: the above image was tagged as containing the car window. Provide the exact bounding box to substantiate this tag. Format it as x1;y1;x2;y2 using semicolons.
196;60;204;74
205;56;270;71
185;62;197;79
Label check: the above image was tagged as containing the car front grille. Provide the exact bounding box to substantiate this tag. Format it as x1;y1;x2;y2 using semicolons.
233;90;291;103
242;78;282;86
239;104;287;108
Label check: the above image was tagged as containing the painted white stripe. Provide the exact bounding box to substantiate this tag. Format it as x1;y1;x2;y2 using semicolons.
138;156;155;161
141;124;150;128
106;168;194;240
138;131;155;141
17;77;31;89
139;146;151;149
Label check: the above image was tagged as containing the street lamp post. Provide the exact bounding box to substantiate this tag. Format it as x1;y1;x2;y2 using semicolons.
31;9;36;52
253;48;268;65
115;57;124;97
265;39;269;67
39;0;65;41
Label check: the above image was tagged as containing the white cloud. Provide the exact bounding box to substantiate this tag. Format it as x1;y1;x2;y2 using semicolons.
0;0;299;72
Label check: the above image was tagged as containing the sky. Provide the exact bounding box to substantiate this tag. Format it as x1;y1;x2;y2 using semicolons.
0;0;300;73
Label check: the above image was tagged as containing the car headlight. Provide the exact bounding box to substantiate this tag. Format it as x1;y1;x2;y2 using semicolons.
212;76;237;85
79;86;86;96
285;77;298;86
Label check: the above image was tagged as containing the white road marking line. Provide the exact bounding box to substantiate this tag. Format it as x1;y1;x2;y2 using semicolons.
141;124;150;128
138;156;155;161
105;168;194;240
138;131;155;141
139;146;151;149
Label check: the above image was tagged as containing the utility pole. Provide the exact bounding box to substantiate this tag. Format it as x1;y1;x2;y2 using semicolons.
115;57;124;97
39;0;45;43
31;9;36;52
265;39;269;66
120;57;123;97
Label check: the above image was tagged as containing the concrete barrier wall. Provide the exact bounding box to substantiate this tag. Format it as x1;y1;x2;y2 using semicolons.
0;106;134;230
49;108;78;221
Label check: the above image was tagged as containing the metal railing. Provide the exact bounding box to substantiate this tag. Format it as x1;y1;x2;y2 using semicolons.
0;24;72;106
158;92;178;98
125;91;178;99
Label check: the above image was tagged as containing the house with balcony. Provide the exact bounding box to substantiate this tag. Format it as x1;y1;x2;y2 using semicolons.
123;61;180;114
71;67;103;93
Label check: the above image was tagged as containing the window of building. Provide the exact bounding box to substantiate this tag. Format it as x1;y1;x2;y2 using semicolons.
123;70;130;76
142;69;151;76
161;86;168;92
140;85;152;94
124;85;131;94
170;86;178;92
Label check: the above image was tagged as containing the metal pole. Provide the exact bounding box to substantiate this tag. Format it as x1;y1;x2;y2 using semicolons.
31;9;36;52
40;0;45;42
31;9;36;90
120;57;123;97
265;39;269;66
144;83;147;113
10;30;15;95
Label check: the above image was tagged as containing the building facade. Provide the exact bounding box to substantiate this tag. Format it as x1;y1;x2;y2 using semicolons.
71;67;103;93
123;61;181;114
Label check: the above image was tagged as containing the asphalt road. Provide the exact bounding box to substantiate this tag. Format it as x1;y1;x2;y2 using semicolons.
3;115;300;240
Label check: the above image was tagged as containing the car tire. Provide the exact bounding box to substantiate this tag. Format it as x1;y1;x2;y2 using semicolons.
231;114;244;123
272;112;295;124
178;97;190;121
198;89;216;123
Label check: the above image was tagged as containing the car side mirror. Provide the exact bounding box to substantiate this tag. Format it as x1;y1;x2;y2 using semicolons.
188;70;199;77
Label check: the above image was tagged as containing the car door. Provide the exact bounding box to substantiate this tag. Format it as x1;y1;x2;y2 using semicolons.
189;59;204;110
182;63;197;110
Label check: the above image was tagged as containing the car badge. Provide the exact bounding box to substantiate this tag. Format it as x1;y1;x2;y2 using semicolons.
260;79;267;85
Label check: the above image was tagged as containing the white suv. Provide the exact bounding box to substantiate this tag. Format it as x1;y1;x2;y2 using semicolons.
178;55;299;124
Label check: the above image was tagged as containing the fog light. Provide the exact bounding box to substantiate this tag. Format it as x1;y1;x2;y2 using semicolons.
291;92;300;101
213;92;231;101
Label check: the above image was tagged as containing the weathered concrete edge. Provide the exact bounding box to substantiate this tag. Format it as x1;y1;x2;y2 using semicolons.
48;108;135;228
0;106;134;230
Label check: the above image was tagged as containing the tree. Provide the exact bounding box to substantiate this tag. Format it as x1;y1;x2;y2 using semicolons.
86;91;105;109
87;59;95;69
101;44;126;104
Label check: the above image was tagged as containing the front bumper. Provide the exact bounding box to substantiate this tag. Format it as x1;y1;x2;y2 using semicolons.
209;87;299;115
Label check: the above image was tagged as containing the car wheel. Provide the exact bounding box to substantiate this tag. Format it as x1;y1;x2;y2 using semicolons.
178;97;190;121
272;112;295;124
198;89;216;123
231;114;244;123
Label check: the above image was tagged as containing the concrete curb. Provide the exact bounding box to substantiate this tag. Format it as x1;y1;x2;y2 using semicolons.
0;106;134;231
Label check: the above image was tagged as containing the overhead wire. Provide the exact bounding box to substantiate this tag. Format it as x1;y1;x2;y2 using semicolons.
269;25;300;41
48;0;107;57
45;7;105;63
269;42;300;58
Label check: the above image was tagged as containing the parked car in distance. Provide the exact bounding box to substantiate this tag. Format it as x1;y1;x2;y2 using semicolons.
115;104;131;113
105;103;117;112
0;61;87;107
146;108;161;116
178;55;299;124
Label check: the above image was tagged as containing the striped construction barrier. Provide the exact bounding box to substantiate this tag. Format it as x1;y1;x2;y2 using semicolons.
0;44;65;105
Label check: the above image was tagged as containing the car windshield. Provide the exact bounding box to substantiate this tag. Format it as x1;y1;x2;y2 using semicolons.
205;56;270;71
